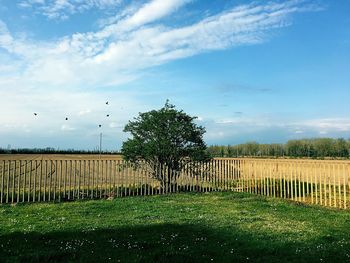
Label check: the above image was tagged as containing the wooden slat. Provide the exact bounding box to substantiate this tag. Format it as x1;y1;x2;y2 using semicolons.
88;160;91;198
72;160;76;200
343;164;347;209
33;160;37;202
322;163;326;206
63;160;67;199
123;161;127;196
267;161;270;197
294;161;297;201
314;162;318;205
48;160;52;201
301;162;305;202
146;161;150;195
263;161;266;196
77;160;81;200
67;160;71;200
11;161;16;203
306;162;309;200
52;160;56;201
28;161;32;203
320;162;323;206
38;160;42;202
286;161;288;199
221;160;226;191
111;160;115;197
108;160;112;197
23;161;26;203
327;163;331;207
99;160;102;198
1;161;4;204
310;162;314;204
338;163;341;208
273;161;276;198
92;160;96;198
254;161;257;194
116;160;120;197
103;160;107;197
58;160;62;202
163;163;167;194
333;163;337;208
17;160;22;203
6;161;10;203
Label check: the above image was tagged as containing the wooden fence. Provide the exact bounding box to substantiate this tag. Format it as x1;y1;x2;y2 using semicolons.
0;158;349;209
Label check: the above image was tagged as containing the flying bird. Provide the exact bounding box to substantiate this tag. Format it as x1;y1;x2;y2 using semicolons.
106;101;109;105
33;113;37;116
65;117;68;121
106;114;110;117
98;124;102;128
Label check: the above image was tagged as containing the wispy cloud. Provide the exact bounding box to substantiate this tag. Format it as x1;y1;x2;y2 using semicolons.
18;0;123;20
207;116;350;142
0;0;320;90
115;0;192;31
295;118;350;133
61;124;76;131
216;83;273;95
0;0;324;148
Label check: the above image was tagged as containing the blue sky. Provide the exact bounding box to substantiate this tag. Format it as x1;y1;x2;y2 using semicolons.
0;0;349;151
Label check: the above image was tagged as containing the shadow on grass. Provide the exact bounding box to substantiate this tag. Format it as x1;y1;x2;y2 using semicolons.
1;222;349;263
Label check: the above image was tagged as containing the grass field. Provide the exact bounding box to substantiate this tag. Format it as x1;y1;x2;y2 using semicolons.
0;192;349;263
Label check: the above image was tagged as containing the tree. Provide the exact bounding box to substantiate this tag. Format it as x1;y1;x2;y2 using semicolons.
121;101;211;189
245;141;259;156
335;138;348;157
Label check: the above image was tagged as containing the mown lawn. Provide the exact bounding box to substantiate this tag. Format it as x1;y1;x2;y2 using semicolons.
0;192;349;263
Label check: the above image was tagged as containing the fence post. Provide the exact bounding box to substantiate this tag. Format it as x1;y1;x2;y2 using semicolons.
11;161;16;203
1;161;4;204
17;160;22;203
33;160;37;202
6;160;10;203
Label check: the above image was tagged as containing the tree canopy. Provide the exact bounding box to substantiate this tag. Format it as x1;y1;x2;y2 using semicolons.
121;101;210;186
207;138;350;158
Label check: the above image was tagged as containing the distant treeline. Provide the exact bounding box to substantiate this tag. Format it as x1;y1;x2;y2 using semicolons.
207;138;350;158
0;147;120;155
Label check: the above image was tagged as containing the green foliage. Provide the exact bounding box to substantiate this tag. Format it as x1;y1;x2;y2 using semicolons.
208;138;350;158
121;101;211;184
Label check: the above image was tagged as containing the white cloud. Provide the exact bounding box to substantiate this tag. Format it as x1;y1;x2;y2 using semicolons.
202;116;350;142
116;0;191;31
18;0;123;20
215;117;350;134
0;0;323;148
0;87;142;136
215;117;272;127
61;124;76;131
296;118;350;132
109;122;123;128
78;109;91;116
0;0;319;90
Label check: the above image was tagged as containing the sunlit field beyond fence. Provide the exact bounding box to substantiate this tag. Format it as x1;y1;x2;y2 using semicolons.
0;155;349;209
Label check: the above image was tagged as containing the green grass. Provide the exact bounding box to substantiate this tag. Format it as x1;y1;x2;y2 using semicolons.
0;192;349;263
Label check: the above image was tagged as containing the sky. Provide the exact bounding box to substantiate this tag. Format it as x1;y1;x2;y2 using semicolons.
0;0;349;151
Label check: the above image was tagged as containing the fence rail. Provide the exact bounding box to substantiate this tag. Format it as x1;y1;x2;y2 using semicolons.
0;158;349;209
